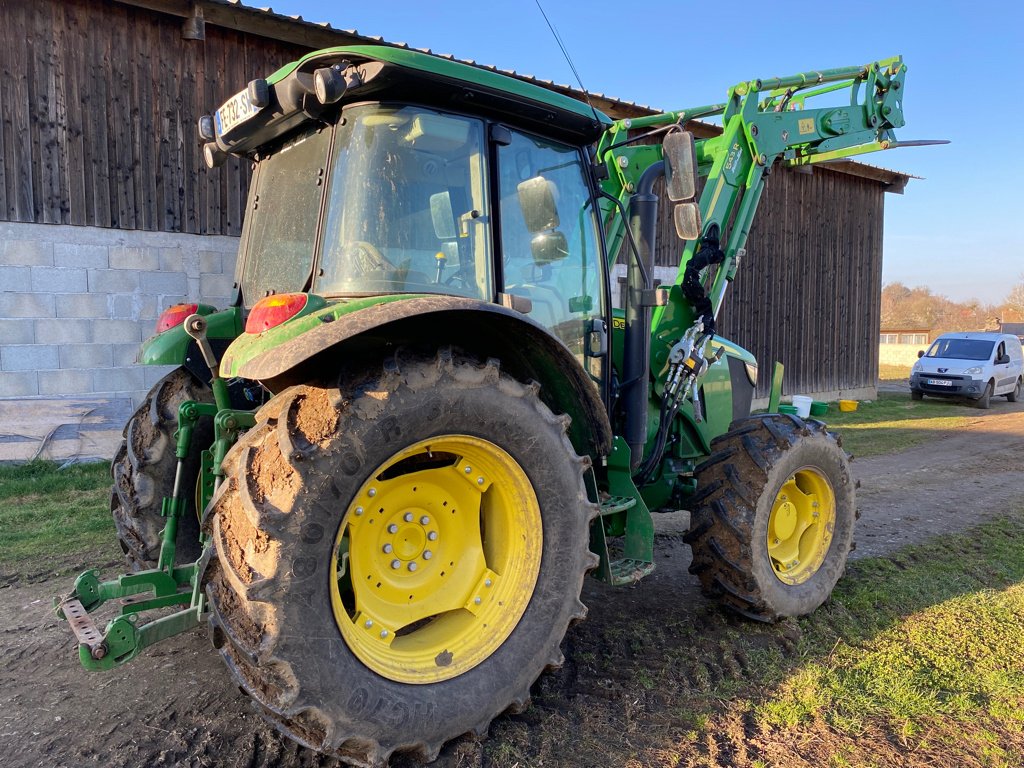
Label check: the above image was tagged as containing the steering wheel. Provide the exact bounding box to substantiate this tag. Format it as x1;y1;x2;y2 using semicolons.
337;241;397;276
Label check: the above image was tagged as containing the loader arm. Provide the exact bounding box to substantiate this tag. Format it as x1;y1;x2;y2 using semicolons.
597;56;911;391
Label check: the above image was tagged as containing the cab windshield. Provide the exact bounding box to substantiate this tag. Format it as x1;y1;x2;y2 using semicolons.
926;338;994;361
316;104;492;299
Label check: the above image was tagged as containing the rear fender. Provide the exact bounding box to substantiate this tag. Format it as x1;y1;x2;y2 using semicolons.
138;306;244;383
232;296;612;458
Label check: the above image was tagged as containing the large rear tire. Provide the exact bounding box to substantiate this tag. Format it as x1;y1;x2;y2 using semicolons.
684;414;856;621
201;350;598;765
110;368;212;569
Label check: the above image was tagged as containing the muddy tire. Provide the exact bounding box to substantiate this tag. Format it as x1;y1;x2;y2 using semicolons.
201;350;598;766
110;368;213;569
684;414;856;622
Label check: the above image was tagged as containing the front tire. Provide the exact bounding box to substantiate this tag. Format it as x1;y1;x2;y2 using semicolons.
110;368;212;569
910;389;923;401
1007;378;1021;402
684;414;856;621
201;351;598;765
976;381;993;409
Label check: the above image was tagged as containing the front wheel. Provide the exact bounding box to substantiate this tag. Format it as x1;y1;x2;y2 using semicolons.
975;381;993;409
1007;378;1021;403
684;414;856;621
201;350;598;764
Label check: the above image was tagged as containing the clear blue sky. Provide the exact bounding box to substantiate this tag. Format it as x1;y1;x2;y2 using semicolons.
260;0;1023;305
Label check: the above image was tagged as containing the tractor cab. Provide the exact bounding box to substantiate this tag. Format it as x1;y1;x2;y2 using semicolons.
207;47;610;372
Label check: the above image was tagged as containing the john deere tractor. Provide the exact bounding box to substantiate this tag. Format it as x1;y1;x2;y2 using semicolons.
59;46;915;764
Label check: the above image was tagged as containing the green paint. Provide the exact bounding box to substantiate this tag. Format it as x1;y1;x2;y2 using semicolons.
220;294;419;379
262;45;611;126
138;306;243;366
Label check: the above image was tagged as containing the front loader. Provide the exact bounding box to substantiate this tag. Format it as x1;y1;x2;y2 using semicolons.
58;46;922;764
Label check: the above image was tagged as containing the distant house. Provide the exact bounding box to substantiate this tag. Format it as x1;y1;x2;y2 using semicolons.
880;328;932;345
999;322;1024;342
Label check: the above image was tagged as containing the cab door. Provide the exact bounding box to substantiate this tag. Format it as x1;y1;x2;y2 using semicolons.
495;129;606;385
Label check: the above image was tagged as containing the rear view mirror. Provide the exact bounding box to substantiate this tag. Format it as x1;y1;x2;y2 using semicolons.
430;192;457;240
530;231;568;266
673;202;702;241
917;350;925;358
664;131;698;202
517;177;559;233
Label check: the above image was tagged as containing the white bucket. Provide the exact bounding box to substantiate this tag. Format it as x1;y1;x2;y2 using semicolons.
791;395;812;418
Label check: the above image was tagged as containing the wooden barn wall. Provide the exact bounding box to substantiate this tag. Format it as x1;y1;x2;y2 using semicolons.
0;0;308;235
650;167;885;397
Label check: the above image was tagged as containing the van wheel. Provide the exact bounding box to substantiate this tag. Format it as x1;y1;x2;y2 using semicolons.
975;381;993;410
1007;378;1021;403
910;390;923;401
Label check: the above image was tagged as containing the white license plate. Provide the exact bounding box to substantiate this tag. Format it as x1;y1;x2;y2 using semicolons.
926;379;954;387
215;88;262;137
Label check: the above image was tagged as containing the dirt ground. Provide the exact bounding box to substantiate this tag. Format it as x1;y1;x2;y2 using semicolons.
2;398;1022;768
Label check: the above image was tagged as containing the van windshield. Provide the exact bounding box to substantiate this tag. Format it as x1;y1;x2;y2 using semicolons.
925;338;994;361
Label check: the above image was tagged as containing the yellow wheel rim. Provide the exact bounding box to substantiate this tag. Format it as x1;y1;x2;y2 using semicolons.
766;467;836;585
330;435;542;684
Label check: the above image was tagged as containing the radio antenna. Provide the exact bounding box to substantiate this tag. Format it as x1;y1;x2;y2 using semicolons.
534;1;601;124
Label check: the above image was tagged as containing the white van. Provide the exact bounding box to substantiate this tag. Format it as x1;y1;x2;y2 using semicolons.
910;332;1023;409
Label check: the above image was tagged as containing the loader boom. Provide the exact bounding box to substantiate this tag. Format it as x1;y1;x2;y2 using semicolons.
595;57;911;471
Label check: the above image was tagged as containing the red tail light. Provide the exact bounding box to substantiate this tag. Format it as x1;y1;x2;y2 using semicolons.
156;303;198;333
245;293;308;334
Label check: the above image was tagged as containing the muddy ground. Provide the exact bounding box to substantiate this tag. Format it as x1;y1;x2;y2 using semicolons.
2;398;1023;768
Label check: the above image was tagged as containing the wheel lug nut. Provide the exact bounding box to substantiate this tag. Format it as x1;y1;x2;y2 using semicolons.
380;629;389;638
477;477;484;485
388;524;398;533
420;516;430;525
408;562;418;572
423;550;432;560
365;619;373;628
427;531;438;541
368;488;377;497
391;559;401;569
464;466;472;474
382;543;393;554
354;506;364;516
404;512;414;522
485;578;492;587
474;597;482;605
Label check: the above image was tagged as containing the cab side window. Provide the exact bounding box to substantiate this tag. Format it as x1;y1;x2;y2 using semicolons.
496;130;603;370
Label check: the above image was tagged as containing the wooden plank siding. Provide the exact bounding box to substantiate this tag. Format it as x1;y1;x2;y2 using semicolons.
647;165;885;397
0;0;307;235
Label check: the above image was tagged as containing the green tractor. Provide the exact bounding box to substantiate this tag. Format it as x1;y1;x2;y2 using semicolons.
60;46;915;764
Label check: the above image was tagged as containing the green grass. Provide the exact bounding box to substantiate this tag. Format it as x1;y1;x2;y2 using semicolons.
823;391;980;457
0;460;119;577
748;516;1024;764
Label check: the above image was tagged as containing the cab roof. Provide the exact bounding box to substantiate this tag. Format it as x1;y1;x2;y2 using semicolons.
215;45;612;158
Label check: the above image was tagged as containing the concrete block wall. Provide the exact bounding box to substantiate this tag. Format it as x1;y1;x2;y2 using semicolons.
0;221;239;461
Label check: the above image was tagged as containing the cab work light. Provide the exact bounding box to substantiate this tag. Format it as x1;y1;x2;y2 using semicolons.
156;303;199;333
245;293;308;334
